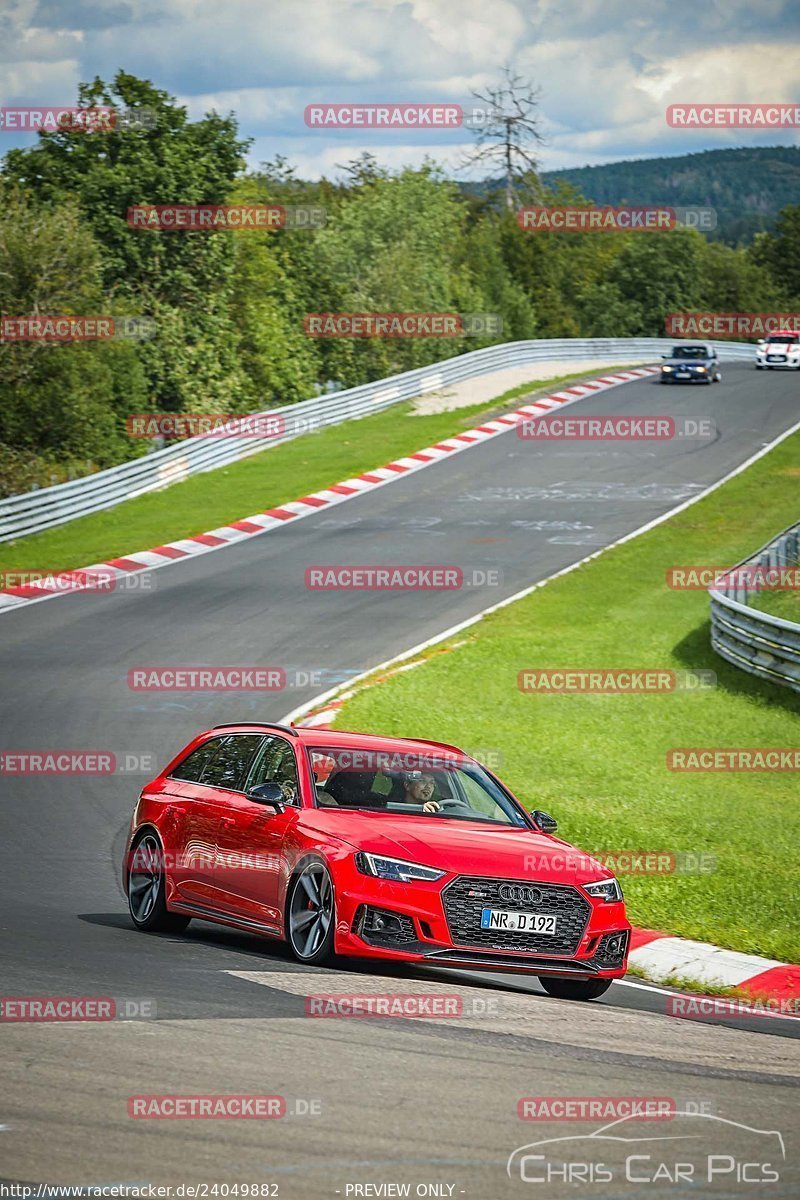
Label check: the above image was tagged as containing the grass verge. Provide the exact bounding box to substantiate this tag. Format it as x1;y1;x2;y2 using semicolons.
0;366;644;575
325;430;800;962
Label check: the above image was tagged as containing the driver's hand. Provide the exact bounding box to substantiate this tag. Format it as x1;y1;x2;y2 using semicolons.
422;799;440;812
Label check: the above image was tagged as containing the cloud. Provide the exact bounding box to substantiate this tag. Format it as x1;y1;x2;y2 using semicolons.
1;0;797;170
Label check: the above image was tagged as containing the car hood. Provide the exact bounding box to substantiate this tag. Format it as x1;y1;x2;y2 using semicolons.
303;810;611;885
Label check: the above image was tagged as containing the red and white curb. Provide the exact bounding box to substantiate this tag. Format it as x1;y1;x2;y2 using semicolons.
0;368;656;615
629;930;800;1003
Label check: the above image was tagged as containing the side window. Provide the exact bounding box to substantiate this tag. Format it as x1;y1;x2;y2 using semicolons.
199;735;264;791
169;736;226;783
246;736;300;805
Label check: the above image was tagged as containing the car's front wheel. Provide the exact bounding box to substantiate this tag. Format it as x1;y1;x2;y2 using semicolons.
538;976;612;1001
127;832;190;933
287;860;335;965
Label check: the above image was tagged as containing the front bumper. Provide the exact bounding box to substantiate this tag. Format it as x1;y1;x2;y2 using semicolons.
333;866;631;979
661;367;711;382
756;353;800;368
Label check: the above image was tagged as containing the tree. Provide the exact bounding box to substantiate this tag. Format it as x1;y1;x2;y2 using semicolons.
0;190;147;487
750;205;800;302
462;67;545;210
3;72;251;412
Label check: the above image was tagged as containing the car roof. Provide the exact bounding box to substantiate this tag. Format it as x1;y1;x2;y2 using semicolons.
767;329;799;336
210;722;471;760
671;340;712;348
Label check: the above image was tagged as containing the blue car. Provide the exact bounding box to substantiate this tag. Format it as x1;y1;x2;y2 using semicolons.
660;342;722;384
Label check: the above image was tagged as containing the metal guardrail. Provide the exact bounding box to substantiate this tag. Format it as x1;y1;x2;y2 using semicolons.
710;522;800;692
0;336;756;542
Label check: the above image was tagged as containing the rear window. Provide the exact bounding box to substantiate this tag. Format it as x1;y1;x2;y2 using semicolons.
170;734;262;790
200;735;263;790
169;736;226;782
767;334;799;343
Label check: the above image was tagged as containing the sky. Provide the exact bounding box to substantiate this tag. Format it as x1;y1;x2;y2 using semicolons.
1;0;799;178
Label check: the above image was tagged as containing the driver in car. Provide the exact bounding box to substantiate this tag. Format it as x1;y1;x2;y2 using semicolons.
401;771;440;813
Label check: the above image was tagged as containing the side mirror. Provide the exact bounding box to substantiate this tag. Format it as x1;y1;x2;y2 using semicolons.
660;353;668;359
531;809;558;833
247;782;285;812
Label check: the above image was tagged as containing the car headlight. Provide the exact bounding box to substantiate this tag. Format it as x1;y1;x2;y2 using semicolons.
661;365;673;372
583;876;623;903
355;852;446;883
696;366;707;372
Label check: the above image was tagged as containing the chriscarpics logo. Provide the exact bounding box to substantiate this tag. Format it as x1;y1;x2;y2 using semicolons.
507;1112;785;1187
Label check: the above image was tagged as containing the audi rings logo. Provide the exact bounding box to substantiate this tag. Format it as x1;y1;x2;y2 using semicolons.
499;884;542;905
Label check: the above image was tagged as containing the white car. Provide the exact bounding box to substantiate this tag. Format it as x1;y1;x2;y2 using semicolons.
755;331;800;369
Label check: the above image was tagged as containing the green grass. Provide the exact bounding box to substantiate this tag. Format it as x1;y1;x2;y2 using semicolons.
749;585;800;622
329;432;800;962
0;366;642;575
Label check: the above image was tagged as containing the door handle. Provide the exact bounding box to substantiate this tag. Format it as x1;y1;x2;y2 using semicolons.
220;817;236;829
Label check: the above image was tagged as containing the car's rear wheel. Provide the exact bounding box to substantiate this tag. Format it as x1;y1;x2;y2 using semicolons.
127;832;190;933
538;976;612;1001
287;860;335;965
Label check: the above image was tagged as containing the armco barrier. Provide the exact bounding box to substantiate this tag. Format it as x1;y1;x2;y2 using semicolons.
710;522;800;693
0;337;755;542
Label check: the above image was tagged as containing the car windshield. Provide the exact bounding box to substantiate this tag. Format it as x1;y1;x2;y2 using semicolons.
671;346;708;359
767;334;798;343
308;747;528;826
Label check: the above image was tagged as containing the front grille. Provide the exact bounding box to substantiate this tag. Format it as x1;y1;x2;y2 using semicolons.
442;875;591;956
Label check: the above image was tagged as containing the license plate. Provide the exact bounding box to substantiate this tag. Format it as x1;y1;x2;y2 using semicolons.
480;907;557;933
768;356;785;362
675;371;690;378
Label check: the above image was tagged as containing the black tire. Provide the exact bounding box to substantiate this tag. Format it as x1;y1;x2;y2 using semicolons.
538;976;613;1001
127;832;191;934
755;365;763;370
286;859;336;965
